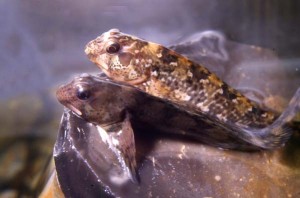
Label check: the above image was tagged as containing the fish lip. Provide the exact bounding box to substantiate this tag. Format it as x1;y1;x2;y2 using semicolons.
94;57;109;71
65;104;82;116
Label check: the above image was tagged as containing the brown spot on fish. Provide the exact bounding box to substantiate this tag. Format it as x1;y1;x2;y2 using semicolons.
161;47;178;64
221;83;237;100
190;64;209;80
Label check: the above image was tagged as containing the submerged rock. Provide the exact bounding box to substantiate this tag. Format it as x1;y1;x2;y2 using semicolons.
55;109;300;197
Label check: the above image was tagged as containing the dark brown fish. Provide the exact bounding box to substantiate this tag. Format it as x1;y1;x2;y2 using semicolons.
56;74;300;182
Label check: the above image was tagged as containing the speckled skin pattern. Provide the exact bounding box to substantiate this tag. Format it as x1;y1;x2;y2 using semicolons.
85;29;277;130
56;74;300;149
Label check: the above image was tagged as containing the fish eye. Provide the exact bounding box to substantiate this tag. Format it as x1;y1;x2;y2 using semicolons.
106;42;120;54
76;86;91;100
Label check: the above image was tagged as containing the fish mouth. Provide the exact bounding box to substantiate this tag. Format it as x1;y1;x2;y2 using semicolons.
65;104;83;116
94;57;109;71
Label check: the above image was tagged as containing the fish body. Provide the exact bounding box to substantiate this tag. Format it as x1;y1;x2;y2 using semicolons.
57;74;300;150
56;74;252;150
56;74;300;183
85;29;277;129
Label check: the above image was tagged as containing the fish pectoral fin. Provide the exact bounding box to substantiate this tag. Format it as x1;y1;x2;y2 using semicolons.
110;113;139;184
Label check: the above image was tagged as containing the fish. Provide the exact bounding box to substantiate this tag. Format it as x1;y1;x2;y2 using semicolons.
56;73;300;183
84;29;280;130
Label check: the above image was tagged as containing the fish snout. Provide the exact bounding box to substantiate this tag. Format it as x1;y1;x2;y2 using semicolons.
56;85;69;105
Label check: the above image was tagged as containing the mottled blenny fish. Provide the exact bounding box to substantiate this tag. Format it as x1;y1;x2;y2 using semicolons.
57;74;300;183
84;29;280;129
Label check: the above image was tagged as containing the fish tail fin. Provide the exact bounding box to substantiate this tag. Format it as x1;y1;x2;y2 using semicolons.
249;88;300;149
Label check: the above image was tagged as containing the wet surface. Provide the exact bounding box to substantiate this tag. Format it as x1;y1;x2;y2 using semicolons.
55;109;300;197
